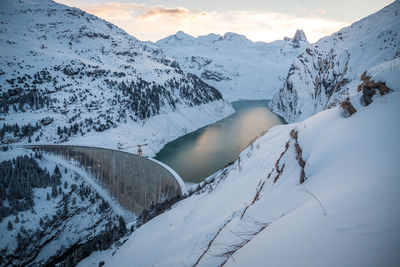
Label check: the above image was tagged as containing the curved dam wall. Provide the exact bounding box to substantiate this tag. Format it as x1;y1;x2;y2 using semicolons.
26;145;184;214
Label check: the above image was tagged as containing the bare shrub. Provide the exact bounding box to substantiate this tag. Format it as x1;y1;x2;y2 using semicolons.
358;71;392;106
340;97;357;118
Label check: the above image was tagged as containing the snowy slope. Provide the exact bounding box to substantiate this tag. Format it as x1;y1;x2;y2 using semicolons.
156;30;309;100
0;149;131;266
0;0;233;154
270;0;400;122
78;59;400;266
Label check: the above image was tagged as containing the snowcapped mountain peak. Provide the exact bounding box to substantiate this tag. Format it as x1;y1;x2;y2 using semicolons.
157;31;195;45
197;33;221;44
174;30;194;40
293;29;307;41
158;31;253;47
291;29;307;47
156;30;309;99
219;32;251;44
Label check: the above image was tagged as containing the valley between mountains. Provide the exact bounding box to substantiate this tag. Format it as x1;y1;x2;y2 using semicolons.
0;0;399;266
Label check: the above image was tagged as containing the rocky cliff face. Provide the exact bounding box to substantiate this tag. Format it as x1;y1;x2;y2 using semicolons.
291;29;307;48
271;48;351;122
0;0;223;145
270;1;400;122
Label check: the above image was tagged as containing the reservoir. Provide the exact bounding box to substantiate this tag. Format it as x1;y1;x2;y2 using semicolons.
155;100;285;183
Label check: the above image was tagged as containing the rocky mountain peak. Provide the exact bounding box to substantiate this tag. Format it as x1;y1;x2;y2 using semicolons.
219;32;250;43
270;1;400;123
174;30;194;40
291;29;307;47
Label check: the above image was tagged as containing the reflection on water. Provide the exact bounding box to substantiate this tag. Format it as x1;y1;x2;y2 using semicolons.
155;100;285;183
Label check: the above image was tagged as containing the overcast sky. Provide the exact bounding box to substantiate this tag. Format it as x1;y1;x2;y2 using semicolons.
56;0;394;43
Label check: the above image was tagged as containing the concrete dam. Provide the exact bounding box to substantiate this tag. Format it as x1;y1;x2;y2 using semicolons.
26;145;185;214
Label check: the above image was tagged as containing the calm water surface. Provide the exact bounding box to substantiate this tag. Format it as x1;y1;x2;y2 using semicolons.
155;100;285;183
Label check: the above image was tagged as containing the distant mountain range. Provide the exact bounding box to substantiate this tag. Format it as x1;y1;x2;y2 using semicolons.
156;1;399;123
156;29;309;100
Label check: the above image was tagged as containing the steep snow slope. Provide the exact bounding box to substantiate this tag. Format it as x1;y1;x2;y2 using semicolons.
156;30;309;100
0;0;233;154
79;61;400;266
271;0;400;122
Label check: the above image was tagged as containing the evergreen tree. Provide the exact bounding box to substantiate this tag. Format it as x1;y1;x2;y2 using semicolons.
54;165;60;175
118;216;126;235
7;220;13;230
62;203;68;218
51;185;57;198
16;232;22;246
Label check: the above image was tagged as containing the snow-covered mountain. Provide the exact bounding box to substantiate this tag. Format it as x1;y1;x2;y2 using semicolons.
270;0;400;122
0;0;233;154
156;30;309;100
1;0;399;266
79;57;400;267
0;0;234;265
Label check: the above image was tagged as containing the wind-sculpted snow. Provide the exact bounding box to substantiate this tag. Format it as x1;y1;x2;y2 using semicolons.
0;0;225;147
270;0;400;122
156;30;310;100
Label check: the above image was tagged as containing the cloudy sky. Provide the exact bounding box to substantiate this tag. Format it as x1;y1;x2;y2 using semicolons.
56;0;393;43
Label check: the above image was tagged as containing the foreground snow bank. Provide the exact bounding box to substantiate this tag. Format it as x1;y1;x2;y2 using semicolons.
80;83;400;266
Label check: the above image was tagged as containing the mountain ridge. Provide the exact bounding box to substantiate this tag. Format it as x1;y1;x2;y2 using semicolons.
156;29;310;100
270;0;400;122
0;0;233;151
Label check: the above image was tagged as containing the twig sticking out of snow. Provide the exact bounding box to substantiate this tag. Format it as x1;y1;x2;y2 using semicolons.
290;129;307;184
192;217;233;267
218;219;270;266
240;180;266;220
267;128;308;185
298;186;327;216
267;139;290;183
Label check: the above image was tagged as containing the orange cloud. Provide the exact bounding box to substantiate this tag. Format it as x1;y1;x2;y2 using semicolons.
56;1;350;43
139;6;188;19
80;2;144;20
139;6;207;19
